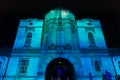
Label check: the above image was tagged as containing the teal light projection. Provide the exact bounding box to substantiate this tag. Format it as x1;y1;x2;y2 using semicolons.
45;8;75;21
3;8;117;80
43;8;76;49
77;19;107;48
13;19;43;48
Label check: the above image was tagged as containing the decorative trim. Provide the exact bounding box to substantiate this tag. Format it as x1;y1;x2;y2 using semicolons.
85;27;95;32
25;27;35;32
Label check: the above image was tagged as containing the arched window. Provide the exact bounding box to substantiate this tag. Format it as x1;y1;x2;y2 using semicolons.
24;32;32;47
88;32;95;47
0;61;2;69
94;60;101;71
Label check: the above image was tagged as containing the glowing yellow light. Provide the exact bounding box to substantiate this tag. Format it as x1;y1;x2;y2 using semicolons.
58;61;61;64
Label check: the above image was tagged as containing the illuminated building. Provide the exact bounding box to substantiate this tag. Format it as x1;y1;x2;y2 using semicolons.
0;8;120;80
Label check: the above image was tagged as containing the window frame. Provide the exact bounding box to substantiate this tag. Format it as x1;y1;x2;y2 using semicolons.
92;59;102;73
88;32;96;47
118;61;120;69
0;61;2;69
94;60;101;72
24;32;32;47
18;58;29;75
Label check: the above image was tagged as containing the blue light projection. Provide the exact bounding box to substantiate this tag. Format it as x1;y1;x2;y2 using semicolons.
1;8;118;80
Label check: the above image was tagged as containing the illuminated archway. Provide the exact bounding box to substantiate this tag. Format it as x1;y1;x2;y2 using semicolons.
45;57;75;80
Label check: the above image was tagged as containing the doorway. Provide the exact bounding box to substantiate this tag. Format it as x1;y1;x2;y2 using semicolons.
45;58;75;80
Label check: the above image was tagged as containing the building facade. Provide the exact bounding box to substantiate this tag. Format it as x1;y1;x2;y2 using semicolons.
0;8;120;80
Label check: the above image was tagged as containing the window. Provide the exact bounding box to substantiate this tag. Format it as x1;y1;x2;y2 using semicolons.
88;22;92;25
24;32;32;47
30;22;33;25
119;65;120;69
57;31;64;46
88;32;96;47
118;61;120;69
94;60;101;71
19;59;29;74
118;61;120;64
0;61;2;69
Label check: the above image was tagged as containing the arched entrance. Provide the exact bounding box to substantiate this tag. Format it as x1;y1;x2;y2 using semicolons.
45;58;75;80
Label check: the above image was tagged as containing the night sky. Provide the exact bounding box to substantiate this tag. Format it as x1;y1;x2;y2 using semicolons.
0;0;120;48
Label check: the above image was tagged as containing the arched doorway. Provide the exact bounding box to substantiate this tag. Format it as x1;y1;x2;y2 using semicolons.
45;58;75;80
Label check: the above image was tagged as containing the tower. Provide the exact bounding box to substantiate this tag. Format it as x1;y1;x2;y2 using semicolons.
0;8;119;80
